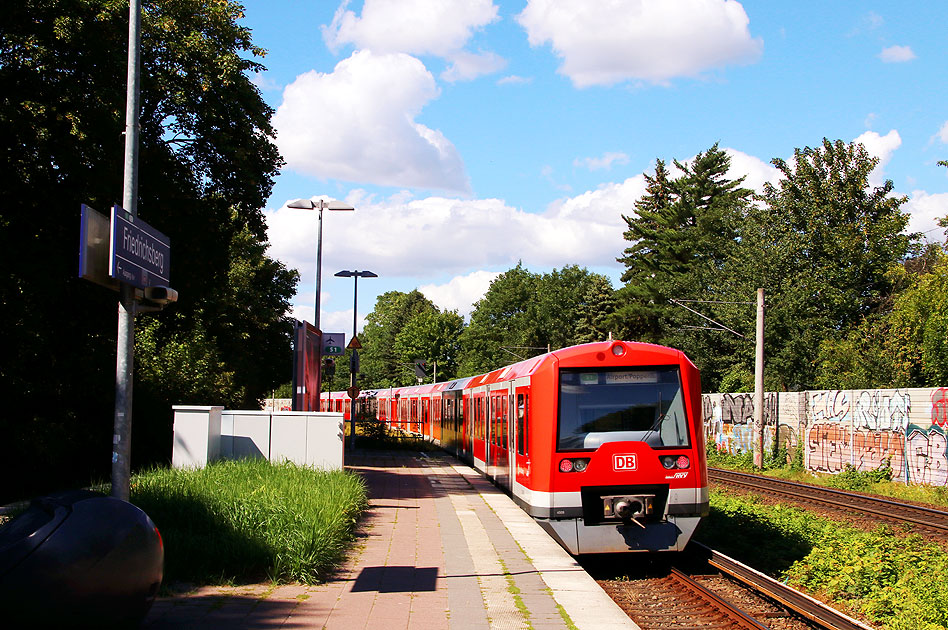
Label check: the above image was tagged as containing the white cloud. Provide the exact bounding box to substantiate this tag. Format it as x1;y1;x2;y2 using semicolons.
497;75;532;85
273;51;469;193
441;50;507;82
879;45;916;63
853;129;901;187
574;152;630;171
266;177;646;288
722;148;780;191
903;191;948;241
934;121;948;144
266;148;781;325
419;270;502;318
517;0;763;87
323;0;502;81
324;0;498;56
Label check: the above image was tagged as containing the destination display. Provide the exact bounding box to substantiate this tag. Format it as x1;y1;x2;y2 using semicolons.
109;205;171;289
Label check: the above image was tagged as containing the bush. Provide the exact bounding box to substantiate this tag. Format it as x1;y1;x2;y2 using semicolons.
826;461;893;492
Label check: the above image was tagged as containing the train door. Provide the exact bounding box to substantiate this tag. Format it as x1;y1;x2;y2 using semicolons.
472;389;487;469
462;393;471;462
513;380;531;493
489;386;508;487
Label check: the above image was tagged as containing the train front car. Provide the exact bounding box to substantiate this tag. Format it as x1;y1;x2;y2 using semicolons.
529;341;708;555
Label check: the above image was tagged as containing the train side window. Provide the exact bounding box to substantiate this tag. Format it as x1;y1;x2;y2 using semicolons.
496;395;502;447
516;394;526;455
502;395;508;449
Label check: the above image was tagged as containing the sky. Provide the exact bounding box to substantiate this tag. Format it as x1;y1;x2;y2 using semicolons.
240;0;948;340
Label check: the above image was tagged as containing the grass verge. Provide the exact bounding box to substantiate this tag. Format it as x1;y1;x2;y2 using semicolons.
698;491;948;629
130;458;368;586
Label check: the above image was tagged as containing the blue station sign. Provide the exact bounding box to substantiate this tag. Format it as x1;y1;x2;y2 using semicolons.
109;205;171;289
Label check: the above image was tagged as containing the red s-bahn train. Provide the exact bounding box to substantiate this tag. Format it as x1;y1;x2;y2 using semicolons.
322;340;709;555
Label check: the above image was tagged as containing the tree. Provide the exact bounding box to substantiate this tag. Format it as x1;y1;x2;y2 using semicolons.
575;275;618;344
357;290;463;387
611;145;755;388
458;263;613;375
733;139;915;390
0;0;289;502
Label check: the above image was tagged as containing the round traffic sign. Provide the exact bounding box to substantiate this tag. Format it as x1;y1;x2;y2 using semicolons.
347;386;360;399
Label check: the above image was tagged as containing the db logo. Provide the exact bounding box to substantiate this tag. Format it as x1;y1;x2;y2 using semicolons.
613;454;637;471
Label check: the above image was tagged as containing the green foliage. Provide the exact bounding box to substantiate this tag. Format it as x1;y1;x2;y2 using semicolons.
612;146;755;389
359;290;463;387
784;528;948;629
815;247;948;388
737;139;915;390
130;459;367;585
700;492;822;575
703;491;948;629
825;461;893;492
0;0;291;500
459;263;615;375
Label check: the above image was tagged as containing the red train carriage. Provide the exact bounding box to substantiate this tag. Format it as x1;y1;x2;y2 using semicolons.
334;341;709;555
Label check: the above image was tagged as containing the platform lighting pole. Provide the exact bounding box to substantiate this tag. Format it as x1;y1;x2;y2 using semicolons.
286;198;354;408
111;0;142;501
335;269;378;447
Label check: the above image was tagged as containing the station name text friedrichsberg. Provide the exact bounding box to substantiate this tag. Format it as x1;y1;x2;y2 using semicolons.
123;226;165;275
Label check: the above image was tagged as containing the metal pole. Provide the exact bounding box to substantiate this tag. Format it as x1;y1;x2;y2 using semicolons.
349;273;358;448
313;202;325;406
112;0;142;501
753;288;765;469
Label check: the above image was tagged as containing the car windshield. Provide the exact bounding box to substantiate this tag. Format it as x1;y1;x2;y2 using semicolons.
557;367;689;450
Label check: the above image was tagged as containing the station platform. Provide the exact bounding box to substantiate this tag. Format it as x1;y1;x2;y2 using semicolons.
142;449;638;629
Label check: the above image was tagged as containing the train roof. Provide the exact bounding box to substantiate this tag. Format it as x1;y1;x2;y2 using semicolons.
327;341;690;399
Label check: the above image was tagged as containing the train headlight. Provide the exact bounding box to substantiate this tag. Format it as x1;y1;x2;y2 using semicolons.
559;458;590;473
610;342;626;357
660;455;691;469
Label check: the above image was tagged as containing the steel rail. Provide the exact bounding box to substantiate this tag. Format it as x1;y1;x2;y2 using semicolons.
693;543;875;630
667;567;770;629
709;467;948;532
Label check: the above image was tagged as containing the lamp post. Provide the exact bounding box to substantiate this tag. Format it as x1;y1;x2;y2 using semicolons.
286;198;354;406
335;269;378;447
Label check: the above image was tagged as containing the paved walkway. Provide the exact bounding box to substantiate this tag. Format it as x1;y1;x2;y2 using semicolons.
142;450;638;629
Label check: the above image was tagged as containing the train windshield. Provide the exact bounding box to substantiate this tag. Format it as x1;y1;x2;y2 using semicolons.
557;367;689;450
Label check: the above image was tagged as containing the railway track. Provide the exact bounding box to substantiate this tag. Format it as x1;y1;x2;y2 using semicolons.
596;545;875;630
709;467;948;535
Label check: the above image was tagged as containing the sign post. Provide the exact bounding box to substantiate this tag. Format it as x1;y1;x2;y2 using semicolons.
109;205;171;289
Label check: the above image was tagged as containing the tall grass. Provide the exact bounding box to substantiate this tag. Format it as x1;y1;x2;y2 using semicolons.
130;458;367;585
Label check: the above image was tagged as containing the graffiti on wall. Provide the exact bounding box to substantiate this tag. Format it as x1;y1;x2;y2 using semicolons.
703;392;777;455
704;387;948;486
807;424;906;476
804;388;948;485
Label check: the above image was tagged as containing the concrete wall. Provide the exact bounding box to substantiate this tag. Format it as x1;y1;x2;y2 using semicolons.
703;387;948;486
173;406;345;470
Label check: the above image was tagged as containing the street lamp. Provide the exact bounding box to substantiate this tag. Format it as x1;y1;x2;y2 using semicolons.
335;269;378;447
286;198;354;334
286;197;354;408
